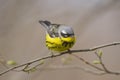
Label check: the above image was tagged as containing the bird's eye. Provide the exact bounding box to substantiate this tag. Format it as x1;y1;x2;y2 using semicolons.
61;32;68;37
61;30;69;38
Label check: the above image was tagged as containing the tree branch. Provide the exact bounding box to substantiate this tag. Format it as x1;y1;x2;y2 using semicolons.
0;42;120;76
38;65;107;75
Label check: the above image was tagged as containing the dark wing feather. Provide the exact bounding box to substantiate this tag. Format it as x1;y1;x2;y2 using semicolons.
39;20;60;37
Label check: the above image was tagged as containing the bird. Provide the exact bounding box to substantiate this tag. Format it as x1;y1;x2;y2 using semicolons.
39;20;76;53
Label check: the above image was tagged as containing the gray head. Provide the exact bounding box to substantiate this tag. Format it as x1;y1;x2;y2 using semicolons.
58;25;74;38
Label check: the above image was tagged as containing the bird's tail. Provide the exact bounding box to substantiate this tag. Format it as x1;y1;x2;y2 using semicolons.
39;20;51;30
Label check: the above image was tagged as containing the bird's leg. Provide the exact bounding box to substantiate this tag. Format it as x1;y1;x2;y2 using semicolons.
50;51;55;58
67;49;72;54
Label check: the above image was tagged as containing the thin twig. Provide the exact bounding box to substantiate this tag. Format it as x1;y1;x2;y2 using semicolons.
0;42;120;76
95;51;109;72
94;51;120;75
40;65;106;75
69;42;120;53
70;54;104;71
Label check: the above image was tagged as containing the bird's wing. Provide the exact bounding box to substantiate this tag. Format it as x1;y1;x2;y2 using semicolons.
39;20;60;37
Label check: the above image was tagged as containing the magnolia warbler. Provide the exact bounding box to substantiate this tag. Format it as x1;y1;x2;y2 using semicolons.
39;20;76;52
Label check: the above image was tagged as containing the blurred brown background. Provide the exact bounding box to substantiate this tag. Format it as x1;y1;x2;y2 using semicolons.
0;0;120;80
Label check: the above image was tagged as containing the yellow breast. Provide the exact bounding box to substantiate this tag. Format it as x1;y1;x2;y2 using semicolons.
45;34;75;52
